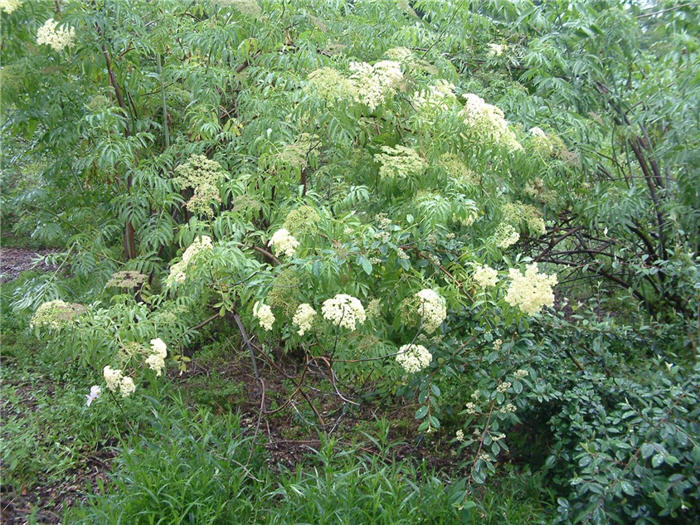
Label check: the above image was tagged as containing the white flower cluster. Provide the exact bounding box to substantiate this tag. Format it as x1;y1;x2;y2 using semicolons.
0;0;22;13
460;94;522;151
415;289;447;334
396;344;432;373
253;301;275;331
529;126;546;138
455;429;465;442
145;338;167;376
505;263;558;315
167;235;213;284
349;60;403;110
292;303;316;336
103;366;136;398
268;228;299;257
487;43;507;57
306;60;402;111
36;18;76;52
321;294;366;331
514;369;529;379
473;265;498;288
497;381;512;393
465;401;479;415
412;79;456;112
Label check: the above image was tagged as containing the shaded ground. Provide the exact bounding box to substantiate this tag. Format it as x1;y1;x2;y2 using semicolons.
0;247;57;283
0;453;114;525
0;372;117;525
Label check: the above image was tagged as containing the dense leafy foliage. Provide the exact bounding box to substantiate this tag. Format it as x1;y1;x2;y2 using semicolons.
1;0;698;523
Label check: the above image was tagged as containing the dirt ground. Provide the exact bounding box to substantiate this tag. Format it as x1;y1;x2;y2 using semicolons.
0;247;57;283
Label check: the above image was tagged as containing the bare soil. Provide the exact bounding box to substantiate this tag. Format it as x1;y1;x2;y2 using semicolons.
0;247;57;283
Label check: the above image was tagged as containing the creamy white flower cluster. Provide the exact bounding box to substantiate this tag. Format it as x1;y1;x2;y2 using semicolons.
460;94;522;152
268;228;299;257
473;265;498;288
167;235;213;284
321;294;366;331
487;43;507;57
292;303;316;336
349;60;403;110
253;301;275;331
415;289;447;334
375;145;426;180
0;0;22;13
529;126;546;138
145;338;167;376
36;18;76;52
412;79;456;112
306;60;402;111
396;344;432;373
103;366;136;397
505;263;558;315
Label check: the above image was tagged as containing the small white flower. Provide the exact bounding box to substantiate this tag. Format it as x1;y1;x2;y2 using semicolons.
85;385;101;407
455;429;465;442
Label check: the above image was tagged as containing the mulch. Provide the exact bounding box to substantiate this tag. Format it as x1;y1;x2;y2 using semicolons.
0;247;57;283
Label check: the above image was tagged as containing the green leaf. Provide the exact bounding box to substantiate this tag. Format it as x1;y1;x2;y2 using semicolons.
620;481;635;496
357;255;373;275
415;405;428;420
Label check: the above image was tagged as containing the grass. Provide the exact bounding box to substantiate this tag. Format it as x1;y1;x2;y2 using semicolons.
1;276;556;524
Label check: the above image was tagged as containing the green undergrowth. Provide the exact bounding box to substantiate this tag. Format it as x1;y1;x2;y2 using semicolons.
68;397;554;524
1;277;555;523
